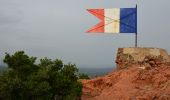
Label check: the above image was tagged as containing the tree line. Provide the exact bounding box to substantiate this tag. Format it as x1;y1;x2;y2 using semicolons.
0;51;89;100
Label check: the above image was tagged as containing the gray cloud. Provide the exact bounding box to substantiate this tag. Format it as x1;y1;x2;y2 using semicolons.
0;0;170;68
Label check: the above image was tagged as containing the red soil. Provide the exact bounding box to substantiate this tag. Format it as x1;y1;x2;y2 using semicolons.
81;64;170;100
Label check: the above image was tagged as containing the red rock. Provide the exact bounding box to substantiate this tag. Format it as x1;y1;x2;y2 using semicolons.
81;64;170;100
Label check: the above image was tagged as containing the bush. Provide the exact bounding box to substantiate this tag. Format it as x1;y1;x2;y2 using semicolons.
79;73;90;79
0;51;82;100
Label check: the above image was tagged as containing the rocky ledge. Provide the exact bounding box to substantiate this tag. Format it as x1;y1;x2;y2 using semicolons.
81;47;170;100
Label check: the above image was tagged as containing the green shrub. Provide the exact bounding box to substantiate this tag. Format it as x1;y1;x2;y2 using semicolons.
0;51;82;100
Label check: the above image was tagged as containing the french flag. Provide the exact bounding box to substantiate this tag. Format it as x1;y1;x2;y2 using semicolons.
87;8;137;33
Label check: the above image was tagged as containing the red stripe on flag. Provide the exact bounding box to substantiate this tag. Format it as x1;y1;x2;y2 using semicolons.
87;9;104;33
87;9;104;20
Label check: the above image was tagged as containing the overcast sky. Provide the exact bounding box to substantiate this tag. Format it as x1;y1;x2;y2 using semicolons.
0;0;170;68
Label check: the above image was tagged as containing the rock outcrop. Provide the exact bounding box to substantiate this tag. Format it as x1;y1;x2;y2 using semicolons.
116;47;170;69
81;47;170;100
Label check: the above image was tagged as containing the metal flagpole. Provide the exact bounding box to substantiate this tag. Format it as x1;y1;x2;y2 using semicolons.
135;4;138;47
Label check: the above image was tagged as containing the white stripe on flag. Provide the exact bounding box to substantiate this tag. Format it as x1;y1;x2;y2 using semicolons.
104;8;120;33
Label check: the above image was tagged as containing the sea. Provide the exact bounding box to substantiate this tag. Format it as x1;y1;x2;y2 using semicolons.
79;67;115;78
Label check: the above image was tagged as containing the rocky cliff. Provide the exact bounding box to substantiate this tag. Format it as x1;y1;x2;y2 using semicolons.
116;47;170;69
81;48;170;100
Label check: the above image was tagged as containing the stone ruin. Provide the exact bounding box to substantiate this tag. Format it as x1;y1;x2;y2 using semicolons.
116;47;170;69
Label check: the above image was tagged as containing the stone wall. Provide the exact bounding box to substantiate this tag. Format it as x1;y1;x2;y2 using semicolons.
116;47;170;69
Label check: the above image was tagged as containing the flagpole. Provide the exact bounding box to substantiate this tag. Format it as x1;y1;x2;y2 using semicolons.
135;4;138;47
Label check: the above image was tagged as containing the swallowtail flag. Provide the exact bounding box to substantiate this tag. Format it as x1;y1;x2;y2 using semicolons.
87;7;137;33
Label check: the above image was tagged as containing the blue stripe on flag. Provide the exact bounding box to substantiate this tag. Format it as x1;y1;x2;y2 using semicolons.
120;8;137;33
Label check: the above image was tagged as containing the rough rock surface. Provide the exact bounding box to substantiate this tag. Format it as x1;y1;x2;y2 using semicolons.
116;48;170;69
81;64;170;100
81;48;170;100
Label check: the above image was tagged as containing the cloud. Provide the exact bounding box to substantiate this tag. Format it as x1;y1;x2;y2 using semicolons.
0;0;170;68
0;1;22;25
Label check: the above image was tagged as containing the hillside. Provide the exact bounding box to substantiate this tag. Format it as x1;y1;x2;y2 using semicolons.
81;64;170;100
81;48;170;100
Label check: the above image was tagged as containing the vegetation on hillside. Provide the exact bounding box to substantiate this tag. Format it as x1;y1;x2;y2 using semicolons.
79;73;90;79
0;51;88;100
